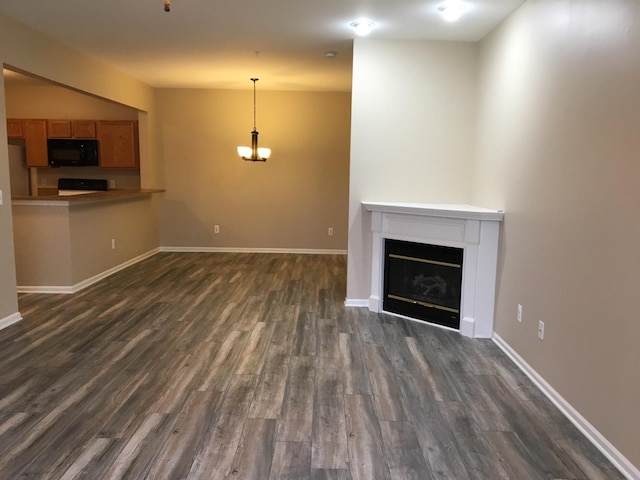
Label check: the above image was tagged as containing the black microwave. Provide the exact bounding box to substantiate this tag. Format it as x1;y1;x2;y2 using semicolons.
47;139;99;167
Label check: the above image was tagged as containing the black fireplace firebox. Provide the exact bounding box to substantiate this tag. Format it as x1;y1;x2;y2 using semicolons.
383;238;463;329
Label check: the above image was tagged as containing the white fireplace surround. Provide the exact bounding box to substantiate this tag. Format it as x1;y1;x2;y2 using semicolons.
363;202;504;338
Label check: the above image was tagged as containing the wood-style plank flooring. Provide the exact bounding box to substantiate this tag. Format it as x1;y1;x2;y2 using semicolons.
1;252;624;479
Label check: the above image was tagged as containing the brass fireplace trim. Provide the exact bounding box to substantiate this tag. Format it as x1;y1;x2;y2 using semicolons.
389;253;461;269
388;294;460;314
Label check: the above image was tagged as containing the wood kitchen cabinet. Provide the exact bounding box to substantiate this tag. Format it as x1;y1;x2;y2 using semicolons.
73;120;97;138
97;120;139;169
47;120;72;138
24;120;49;167
47;119;96;138
7;118;24;138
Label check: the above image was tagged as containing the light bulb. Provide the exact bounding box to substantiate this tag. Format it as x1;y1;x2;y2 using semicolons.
350;21;375;36
258;148;271;159
438;0;466;22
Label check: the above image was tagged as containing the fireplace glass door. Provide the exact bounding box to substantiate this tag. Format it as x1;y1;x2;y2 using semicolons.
383;239;463;329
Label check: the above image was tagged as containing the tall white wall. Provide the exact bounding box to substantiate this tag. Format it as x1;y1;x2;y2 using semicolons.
473;0;640;470
347;39;479;301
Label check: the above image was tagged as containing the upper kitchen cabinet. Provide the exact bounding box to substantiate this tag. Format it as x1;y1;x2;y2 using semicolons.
47;120;96;138
73;120;97;138
24;120;48;167
7;119;24;138
97;121;139;169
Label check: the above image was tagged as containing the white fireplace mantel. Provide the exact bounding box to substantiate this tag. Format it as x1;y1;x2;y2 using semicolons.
363;202;504;338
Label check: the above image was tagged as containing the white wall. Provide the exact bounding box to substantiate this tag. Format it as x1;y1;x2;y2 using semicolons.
473;0;640;471
346;39;479;302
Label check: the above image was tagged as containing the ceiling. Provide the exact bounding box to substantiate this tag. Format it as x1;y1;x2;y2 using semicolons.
0;0;525;91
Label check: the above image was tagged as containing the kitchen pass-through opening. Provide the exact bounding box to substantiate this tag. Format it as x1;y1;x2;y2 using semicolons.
383;238;463;330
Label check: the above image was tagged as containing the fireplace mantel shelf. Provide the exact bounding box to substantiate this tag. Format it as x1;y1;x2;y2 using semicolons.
363;201;504;222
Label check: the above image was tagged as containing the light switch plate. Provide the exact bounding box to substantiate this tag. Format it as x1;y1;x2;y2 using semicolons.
0;190;3;205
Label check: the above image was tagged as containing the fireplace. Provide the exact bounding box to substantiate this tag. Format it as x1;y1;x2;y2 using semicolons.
362;202;504;338
384;239;463;330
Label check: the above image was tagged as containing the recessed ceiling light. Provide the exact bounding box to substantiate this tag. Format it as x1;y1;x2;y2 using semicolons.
438;0;467;22
350;20;375;36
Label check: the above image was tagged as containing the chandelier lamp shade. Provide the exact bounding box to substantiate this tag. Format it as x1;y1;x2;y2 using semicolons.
237;78;271;162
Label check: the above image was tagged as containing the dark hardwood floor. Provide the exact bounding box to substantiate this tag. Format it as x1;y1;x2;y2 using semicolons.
0;252;624;479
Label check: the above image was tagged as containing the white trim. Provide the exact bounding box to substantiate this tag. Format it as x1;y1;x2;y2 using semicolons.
0;312;22;331
493;334;640;480
160;246;347;255
362;201;504;221
345;298;369;307
18;285;75;294
17;248;160;295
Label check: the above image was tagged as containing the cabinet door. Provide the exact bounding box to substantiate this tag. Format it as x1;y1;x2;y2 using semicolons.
47;120;72;138
97;121;139;169
72;120;96;138
7;118;24;138
24;120;49;167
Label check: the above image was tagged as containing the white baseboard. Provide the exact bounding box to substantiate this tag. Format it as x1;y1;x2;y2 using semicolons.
17;248;160;295
492;334;639;480
0;312;22;331
344;299;369;307
18;285;75;294
160;246;347;255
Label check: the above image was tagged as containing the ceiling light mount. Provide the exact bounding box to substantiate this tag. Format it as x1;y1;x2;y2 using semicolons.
350;20;375;36
163;0;170;12
237;78;271;162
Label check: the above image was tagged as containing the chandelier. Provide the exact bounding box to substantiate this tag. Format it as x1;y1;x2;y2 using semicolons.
237;78;271;162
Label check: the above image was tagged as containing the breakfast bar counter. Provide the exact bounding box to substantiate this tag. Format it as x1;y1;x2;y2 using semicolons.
12;188;164;207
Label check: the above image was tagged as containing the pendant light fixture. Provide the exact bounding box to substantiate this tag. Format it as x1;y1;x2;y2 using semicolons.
237;78;271;162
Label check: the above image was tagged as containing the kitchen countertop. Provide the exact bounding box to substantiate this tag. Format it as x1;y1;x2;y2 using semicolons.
12;189;165;207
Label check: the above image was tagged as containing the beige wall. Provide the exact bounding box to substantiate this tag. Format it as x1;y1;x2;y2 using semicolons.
473;0;640;470
12;205;72;287
4;81;139;120
346;39;479;301
0;12;156;321
69;197;159;284
156;88;351;250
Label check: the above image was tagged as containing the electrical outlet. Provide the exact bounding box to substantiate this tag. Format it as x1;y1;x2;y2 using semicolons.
328;227;334;236
109;179;116;189
517;304;522;322
538;320;545;340
0;190;3;205
214;225;220;234
111;238;116;250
